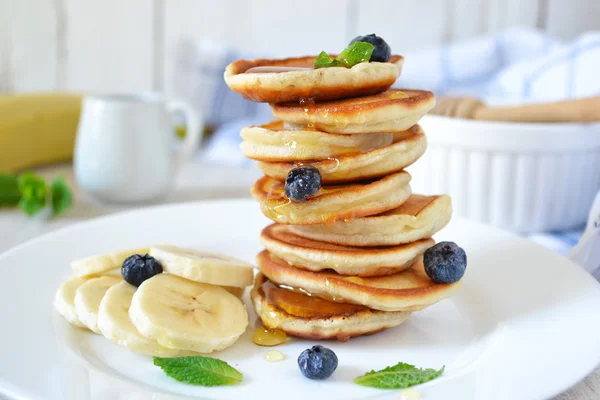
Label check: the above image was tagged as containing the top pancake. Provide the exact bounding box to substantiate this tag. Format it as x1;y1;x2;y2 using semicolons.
271;89;435;134
224;55;403;103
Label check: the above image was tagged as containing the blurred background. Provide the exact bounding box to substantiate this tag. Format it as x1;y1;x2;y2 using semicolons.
0;0;599;249
1;0;597;95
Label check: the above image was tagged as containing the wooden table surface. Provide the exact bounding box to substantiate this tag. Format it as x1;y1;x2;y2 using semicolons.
0;162;598;400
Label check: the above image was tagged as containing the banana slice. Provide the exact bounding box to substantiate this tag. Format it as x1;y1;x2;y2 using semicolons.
149;245;255;288
98;281;188;357
100;268;122;277
129;274;248;353
74;276;121;333
54;275;92;328
71;248;149;277
222;286;245;298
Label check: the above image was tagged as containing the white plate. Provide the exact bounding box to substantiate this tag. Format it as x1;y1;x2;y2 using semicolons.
0;199;599;400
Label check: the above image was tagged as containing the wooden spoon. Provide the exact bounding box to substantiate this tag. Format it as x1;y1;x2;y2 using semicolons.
431;96;600;123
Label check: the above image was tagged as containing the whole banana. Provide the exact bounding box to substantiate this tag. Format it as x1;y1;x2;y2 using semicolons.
0;93;82;173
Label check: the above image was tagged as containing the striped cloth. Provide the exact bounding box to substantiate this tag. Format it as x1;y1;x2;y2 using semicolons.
171;29;599;254
529;229;584;255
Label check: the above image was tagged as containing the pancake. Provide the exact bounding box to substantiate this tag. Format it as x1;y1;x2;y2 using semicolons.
251;171;412;225
261;224;433;277
271;89;435;134
224;55;404;103
258;125;427;184
251;273;411;341
257;251;460;312
290;195;452;246
240;120;394;162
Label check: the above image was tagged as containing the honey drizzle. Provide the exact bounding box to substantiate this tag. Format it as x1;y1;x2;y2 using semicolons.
252;326;288;346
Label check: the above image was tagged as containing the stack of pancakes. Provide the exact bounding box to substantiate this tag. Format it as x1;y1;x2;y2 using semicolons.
225;54;459;341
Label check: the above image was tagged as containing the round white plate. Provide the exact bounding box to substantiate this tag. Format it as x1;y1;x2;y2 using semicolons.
0;199;599;400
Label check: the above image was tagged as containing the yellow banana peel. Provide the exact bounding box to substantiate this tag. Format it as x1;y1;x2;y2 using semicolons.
0;93;82;173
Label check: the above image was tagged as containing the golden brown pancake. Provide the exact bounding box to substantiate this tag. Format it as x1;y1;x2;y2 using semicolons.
251;273;411;341
258;125;427;184
260;224;434;277
290;194;452;246
271;89;435;134
224;55;403;103
251;171;412;225
257;251;460;312
240;120;394;162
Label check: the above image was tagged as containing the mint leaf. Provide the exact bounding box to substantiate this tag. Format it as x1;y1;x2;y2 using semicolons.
337;42;374;67
17;172;48;216
314;51;332;68
50;177;72;216
314;42;374;69
154;356;243;386
314;51;340;68
354;362;444;389
0;174;21;206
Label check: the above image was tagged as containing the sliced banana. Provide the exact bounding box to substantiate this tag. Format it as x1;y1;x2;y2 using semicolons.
54;275;92;328
129;274;248;353
98;281;189;357
71;248;148;277
100;268;122;277
74;276;121;333
222;286;245;298
149;245;255;288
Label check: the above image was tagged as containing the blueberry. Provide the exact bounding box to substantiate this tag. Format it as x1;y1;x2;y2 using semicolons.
121;254;163;287
423;242;467;283
349;34;391;62
285;166;321;202
298;345;338;380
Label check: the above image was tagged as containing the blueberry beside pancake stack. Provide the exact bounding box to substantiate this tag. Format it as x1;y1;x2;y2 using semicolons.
225;34;466;341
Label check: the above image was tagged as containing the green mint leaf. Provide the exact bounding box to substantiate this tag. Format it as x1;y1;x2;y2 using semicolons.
314;51;334;68
314;42;374;69
0;174;21;206
17;172;48;216
50;177;72;216
354;362;444;389
336;41;374;68
154;356;243;387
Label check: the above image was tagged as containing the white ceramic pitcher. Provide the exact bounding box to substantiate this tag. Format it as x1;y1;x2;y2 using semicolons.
74;93;202;203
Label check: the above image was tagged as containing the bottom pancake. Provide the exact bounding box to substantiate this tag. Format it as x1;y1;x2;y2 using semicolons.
251;273;411;341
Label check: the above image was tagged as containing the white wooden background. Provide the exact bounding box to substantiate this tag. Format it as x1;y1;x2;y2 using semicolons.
1;0;599;96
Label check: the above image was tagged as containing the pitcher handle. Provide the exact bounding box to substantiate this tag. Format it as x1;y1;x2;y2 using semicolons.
167;99;203;172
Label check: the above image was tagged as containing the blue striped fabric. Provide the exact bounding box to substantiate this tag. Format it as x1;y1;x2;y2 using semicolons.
528;229;584;255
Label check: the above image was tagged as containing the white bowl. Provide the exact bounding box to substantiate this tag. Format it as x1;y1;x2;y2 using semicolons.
410;115;600;233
